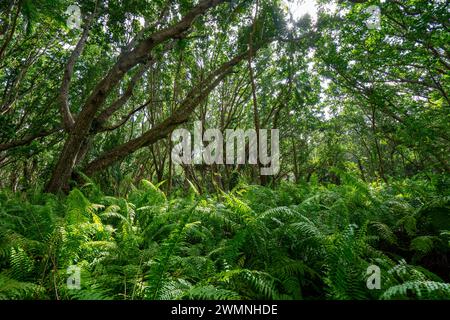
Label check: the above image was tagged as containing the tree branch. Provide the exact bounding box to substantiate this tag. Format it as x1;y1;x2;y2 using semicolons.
0;127;61;152
82;47;256;175
59;5;98;130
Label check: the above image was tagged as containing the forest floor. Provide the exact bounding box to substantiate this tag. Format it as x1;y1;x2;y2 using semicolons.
1;173;449;300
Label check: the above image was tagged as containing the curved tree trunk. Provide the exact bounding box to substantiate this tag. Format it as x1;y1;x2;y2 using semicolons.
45;0;227;193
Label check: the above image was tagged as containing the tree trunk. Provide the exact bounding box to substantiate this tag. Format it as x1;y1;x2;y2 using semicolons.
45;0;228;193
82;49;256;177
247;1;266;185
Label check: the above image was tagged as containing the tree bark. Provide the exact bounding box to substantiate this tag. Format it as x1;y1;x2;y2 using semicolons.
82;49;254;176
247;0;266;185
45;0;227;193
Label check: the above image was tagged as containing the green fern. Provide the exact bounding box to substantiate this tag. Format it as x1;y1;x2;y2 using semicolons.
184;285;240;300
144;203;199;300
0;273;44;299
381;281;450;300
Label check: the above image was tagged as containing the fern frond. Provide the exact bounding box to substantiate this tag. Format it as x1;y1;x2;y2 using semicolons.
184;285;240;300
381;281;450;300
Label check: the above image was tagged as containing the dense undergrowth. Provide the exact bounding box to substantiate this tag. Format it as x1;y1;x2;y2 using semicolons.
0;172;449;300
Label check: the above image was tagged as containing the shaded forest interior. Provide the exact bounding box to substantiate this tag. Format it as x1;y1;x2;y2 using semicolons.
0;0;449;300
